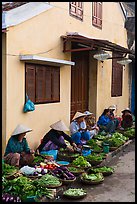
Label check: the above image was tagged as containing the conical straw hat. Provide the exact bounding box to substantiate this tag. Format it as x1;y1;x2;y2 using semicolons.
11;124;32;136
50;120;69;131
84;111;93;116
72;112;87;121
108;105;116;110
122;108;131;113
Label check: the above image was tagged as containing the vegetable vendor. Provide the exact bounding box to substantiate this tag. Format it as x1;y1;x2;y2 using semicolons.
84;111;99;138
70;112;91;147
97;108;117;134
4;124;35;167
108;105;120;128
36;120;77;153
121;108;133;129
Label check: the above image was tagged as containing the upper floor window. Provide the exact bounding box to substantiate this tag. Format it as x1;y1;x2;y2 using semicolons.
25;63;60;104
92;2;102;29
69;2;83;21
111;53;123;97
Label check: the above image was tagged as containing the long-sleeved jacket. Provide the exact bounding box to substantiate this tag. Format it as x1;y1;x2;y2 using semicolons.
4;136;30;156
97;115;111;126
37;129;73;152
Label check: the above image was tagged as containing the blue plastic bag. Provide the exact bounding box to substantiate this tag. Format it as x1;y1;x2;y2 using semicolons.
23;95;35;113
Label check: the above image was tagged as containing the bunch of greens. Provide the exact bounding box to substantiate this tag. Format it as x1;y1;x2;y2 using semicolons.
33;174;61;187
81;172;104;181
63;188;86;196
88;166;114;173
2;163;18;176
85;154;103;161
33;156;44;164
2;175;36;201
72;156;91;168
123;128;135;138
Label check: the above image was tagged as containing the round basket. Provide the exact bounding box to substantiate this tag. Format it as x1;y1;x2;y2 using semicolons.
86;168;114;177
67;167;85;176
102;171;113;176
59;177;76;185
87;159;103;166
63;193;87;200
26;175;42;180
80;177;104;185
63;189;87;200
45;182;62;188
5;170;18;180
57;152;80;162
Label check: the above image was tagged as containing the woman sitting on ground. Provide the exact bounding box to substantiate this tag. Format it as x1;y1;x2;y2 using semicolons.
36;120;77;153
84;111;99;138
121;108;133;129
97;108;117;134
108;105;120;129
70;112;91;147
4;124;35;167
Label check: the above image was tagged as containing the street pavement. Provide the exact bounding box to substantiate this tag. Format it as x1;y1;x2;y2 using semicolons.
56;139;135;202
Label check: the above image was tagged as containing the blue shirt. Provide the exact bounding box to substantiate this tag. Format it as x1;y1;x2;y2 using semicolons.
70;120;87;135
97;115;111;126
4;136;30;156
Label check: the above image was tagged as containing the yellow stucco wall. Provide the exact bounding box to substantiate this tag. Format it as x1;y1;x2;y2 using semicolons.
2;2;130;154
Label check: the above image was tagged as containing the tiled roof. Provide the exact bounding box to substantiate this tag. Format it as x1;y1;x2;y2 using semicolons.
2;2;29;11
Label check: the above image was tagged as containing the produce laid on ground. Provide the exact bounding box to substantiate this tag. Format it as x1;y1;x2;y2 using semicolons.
87;166;114;176
71;156;91;168
57;148;81;162
2;128;134;202
84;154;103;166
80;172;104;184
63;188;87;199
123;127;135;139
51;165;76;183
67;166;85;176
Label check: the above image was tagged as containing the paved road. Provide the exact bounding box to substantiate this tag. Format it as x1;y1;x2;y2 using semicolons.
56;140;135;202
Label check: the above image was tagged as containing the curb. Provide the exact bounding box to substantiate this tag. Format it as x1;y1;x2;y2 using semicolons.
100;138;135;166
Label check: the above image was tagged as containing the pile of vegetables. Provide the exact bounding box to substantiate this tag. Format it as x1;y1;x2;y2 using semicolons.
40;162;57;170
123;128;135;138
2;163;18;176
81;172;104;182
72;156;91;168
51;165;75;180
85;154;103;162
33;155;44;164
103;132;128;147
33;174;62;187
86;139;103;152
87;166;114;175
63;188;87;197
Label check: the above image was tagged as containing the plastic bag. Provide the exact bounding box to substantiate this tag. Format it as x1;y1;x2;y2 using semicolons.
23;95;35;113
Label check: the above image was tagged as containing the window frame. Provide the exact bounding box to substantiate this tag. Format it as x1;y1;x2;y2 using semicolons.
25;63;60;104
69;2;83;21
92;2;102;29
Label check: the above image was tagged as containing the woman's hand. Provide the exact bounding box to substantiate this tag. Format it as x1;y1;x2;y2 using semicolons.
66;146;74;152
30;149;35;154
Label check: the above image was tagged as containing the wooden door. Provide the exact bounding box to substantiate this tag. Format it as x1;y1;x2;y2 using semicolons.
71;51;89;120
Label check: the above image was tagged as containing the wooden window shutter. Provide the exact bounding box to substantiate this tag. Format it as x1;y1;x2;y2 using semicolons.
69;2;83;20
45;67;52;101
52;67;60;101
111;53;123;97
25;64;36;102
36;66;45;103
92;2;102;28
